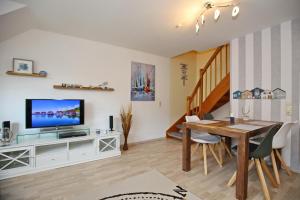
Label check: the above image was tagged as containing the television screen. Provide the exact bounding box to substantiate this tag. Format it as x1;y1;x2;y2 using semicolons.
26;99;84;128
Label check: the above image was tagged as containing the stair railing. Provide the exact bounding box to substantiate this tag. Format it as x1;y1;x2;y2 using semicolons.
186;44;230;116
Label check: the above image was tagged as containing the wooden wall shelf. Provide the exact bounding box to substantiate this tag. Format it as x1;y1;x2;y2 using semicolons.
53;85;114;91
6;71;47;78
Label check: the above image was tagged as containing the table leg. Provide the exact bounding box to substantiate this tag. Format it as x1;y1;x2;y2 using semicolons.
182;126;191;172
236;135;249;200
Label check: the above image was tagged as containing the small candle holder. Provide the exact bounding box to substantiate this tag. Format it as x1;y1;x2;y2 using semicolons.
229;112;235;124
230;116;235;124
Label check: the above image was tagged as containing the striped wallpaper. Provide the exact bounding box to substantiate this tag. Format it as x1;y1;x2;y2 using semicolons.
230;18;300;171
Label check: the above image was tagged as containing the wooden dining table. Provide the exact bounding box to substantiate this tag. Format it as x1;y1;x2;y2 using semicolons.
182;119;282;200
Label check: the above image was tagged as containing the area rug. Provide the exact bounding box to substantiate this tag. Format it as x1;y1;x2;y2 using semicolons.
75;170;201;200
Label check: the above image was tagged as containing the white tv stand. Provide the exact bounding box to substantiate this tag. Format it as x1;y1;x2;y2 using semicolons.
0;131;121;180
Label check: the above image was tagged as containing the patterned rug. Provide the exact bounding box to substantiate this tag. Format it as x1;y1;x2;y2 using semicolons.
75;170;200;200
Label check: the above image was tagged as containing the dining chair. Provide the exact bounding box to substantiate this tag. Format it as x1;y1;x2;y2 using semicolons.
186;114;225;175
202;112;232;159
227;124;282;200
251;121;298;185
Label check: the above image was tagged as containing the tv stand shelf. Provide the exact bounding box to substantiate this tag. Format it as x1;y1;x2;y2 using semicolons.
6;71;47;78
16;128;91;144
0;131;121;180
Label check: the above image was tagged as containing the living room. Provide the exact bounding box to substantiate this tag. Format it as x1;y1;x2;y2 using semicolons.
1;0;300;200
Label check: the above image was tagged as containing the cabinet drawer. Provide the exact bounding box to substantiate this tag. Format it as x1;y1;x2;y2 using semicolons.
69;150;94;161
36;154;67;168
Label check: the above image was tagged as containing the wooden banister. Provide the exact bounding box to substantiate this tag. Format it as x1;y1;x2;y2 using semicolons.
166;44;230;139
186;44;230;116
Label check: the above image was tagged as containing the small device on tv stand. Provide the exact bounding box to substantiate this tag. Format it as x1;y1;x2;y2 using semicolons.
41;126;74;132
58;131;87;139
109;115;114;131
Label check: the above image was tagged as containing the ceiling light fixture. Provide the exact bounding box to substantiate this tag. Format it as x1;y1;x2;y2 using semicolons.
195;20;200;33
232;6;240;17
214;9;220;21
195;0;240;33
201;15;205;25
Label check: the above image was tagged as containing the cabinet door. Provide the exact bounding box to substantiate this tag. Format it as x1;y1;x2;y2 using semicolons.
99;137;117;153
0;147;33;172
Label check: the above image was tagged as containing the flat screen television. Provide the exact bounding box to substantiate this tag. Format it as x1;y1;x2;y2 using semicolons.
26;99;84;128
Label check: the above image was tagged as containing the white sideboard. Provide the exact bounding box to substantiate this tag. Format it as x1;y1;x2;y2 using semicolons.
0;132;121;180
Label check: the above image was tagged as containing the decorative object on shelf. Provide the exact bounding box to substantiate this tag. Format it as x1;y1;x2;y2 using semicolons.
194;0;240;33
6;58;46;78
53;84;114;91
261;90;273;99
272;88;286;99
13;58;33;74
131;61;155;101
180;63;188;86
39;71;47;76
99;81;109;89
233;90;242;99
241;90;252;99
251;87;264;99
120;103;132;151
233;88;286;100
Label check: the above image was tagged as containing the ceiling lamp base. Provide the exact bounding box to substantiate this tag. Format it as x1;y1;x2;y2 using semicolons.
195;0;240;33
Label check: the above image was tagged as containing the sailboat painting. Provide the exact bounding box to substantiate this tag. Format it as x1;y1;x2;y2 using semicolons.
131;61;155;101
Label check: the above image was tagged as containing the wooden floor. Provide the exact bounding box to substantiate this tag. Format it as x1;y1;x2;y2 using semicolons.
0;139;300;200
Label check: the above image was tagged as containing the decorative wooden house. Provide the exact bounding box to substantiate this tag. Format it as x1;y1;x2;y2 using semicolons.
233;90;242;99
272;88;286;99
261;90;273;99
251;87;264;99
241;90;253;99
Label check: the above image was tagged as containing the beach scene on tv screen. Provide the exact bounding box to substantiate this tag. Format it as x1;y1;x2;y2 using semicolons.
32;100;80;127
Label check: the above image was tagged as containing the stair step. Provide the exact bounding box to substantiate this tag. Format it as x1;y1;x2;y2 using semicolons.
168;131;183;139
176;124;184;130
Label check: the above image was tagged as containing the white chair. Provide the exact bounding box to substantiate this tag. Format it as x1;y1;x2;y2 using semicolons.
186;115;223;175
270;121;298;184
250;121;298;185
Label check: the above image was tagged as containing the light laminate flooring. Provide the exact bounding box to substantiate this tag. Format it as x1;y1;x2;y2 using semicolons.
0;139;299;200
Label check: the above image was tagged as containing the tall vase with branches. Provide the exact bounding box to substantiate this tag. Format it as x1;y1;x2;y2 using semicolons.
120;104;132;151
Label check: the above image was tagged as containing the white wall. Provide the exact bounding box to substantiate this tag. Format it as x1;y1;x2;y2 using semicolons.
0;29;171;143
211;103;230;120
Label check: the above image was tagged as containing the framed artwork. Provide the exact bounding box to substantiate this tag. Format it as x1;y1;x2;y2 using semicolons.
131;61;155;101
13;58;33;74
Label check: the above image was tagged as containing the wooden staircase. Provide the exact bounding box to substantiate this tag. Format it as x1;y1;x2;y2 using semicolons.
166;44;230;140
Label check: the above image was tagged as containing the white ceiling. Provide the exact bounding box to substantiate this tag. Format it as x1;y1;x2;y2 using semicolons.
2;0;300;57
